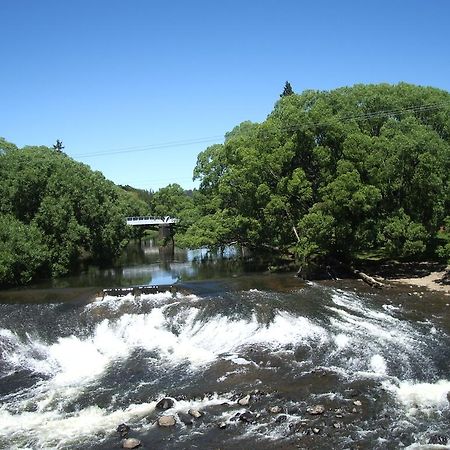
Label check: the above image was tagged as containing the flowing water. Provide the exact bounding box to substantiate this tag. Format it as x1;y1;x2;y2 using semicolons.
0;241;449;449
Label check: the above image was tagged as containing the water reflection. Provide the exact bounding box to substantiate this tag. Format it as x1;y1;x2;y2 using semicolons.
36;240;244;289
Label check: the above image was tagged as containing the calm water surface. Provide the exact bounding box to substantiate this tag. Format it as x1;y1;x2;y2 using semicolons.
0;240;449;449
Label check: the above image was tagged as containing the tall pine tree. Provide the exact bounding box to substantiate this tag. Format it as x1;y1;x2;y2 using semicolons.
280;81;294;97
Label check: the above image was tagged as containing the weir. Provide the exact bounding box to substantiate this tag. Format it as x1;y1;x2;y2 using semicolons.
101;284;176;298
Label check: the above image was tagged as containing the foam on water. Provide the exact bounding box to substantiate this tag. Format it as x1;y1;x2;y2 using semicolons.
1;286;448;449
391;379;450;413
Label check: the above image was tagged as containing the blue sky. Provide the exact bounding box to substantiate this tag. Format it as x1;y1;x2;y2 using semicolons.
1;0;449;191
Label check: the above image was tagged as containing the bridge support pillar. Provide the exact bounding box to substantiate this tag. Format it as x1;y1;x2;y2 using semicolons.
158;224;172;240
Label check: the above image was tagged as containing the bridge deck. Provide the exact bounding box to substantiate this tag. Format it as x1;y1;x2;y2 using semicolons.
126;216;178;226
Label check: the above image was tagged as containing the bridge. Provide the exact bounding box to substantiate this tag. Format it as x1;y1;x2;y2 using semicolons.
126;216;179;239
126;216;178;226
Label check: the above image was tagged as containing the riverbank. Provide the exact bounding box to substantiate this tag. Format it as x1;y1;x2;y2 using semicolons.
364;261;450;295
388;270;450;294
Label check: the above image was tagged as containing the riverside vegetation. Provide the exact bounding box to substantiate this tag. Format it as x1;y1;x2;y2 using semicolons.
157;83;450;275
0;142;148;286
1;82;449;286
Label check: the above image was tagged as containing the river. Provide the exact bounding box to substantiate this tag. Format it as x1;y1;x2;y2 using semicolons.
0;240;449;449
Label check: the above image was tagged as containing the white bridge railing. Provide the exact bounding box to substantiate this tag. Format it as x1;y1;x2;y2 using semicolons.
126;216;178;226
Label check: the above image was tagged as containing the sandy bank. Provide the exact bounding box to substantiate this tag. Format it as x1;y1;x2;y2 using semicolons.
389;270;449;295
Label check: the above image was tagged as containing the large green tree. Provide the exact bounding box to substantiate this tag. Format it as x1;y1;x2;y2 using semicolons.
185;83;450;267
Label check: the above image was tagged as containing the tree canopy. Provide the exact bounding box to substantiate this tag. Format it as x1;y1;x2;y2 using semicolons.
0;142;148;286
183;83;450;268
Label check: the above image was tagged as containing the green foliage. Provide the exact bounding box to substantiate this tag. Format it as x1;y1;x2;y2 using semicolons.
280;81;294;97
0;144;148;285
185;83;450;266
0;215;49;285
380;210;428;258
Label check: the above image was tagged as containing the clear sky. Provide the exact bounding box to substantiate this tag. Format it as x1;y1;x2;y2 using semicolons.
1;0;449;191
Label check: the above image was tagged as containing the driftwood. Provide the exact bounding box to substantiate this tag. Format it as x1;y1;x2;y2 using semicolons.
351;268;384;289
297;257;385;288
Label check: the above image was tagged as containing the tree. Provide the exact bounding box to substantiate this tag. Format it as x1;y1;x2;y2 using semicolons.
184;82;450;270
280;81;294;97
0;144;149;284
53;139;65;152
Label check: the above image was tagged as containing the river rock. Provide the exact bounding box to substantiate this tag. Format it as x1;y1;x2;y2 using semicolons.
353;400;362;406
239;410;255;423
447;391;450;403
158;415;176;427
428;435;448;445
188;408;202;418
122;438;141;449
307;404;325;415
116;423;130;437
156;397;175;410
268;405;282;414
178;412;194;426
275;414;287;423
238;394;251;406
218;421;227;429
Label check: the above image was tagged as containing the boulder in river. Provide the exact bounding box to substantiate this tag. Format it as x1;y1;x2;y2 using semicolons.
238;394;251;406
122;438;141;449
218;421;227;429
158;415;176;427
307;404;325;415
156;397;175;410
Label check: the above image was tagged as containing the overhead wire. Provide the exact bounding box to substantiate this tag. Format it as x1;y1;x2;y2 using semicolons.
70;100;450;159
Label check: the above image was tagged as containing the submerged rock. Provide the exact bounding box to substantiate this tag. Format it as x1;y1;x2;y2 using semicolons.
156;397;175;410
122;438;141;449
238;394;251;406
178;412;194;426
428;435;448;445
307;404;325;415
116;423;130;437
158;415;176;427
188;408;202;418
239;410;256;423
275;414;287;423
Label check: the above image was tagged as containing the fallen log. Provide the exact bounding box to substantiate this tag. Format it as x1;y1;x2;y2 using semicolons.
351;268;384;289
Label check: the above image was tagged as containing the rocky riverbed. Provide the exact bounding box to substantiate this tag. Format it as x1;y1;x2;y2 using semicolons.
0;275;449;449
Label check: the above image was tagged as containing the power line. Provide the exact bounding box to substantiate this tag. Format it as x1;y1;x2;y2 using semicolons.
72;136;223;158
70;101;450;159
